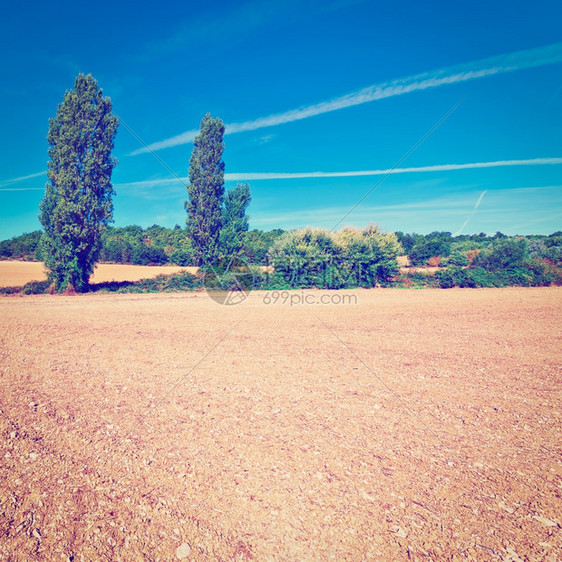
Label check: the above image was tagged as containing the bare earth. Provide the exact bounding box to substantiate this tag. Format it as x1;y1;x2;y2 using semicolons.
0;288;560;560
0;261;198;287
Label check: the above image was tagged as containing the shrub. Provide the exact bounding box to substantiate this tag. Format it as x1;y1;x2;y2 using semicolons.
401;271;439;288
22;280;51;295
399;276;414;288
474;238;529;271
267;228;341;288
334;225;402;287
527;238;548;260
434;258;556;289
519;258;556;286
267;225;402;289
170;248;194;266
466;249;481;263
409;240;451;266
0;286;21;295
435;270;455;288
131;244;168;265
458;267;505;288
200;259;258;293
92;271;200;293
262;271;293;290
101;237;132;263
545;245;562;264
447;250;470;266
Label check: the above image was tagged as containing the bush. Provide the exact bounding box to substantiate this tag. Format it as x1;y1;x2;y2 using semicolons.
100;237;132;263
0;279;51;295
200;259;259;293
267;228;341;288
457;267;506;288
409;240;451;266
435;270;455;288
545;245;562;264
131;244;168;265
22;280;51;295
434;258;556;289
474;238;529;271
92;271;200;293
447;250;470;266
262;271;293;290
169;248;194;266
527;238;548;260
335;225;402;287
0;286;22;295
401;271;439;288
518;258;556;286
267;225;402;289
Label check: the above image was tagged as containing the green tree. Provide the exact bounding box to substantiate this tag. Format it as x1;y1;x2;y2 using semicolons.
185;113;225;265
241;229;285;265
39;73;118;292
219;183;251;259
0;231;42;260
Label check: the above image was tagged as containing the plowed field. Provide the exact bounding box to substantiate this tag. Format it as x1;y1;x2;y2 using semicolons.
1;288;560;560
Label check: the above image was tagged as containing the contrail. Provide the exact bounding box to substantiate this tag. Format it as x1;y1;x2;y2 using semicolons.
453;190;488;236
5;156;560;193
474;190;487;210
223;158;562;181
129;42;562;156
110;157;562;190
0;187;44;192
0;171;46;188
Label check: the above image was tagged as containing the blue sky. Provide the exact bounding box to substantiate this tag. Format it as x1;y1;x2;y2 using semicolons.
0;0;561;239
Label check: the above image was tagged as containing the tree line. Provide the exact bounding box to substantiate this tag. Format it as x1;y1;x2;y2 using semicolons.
3;227;560;267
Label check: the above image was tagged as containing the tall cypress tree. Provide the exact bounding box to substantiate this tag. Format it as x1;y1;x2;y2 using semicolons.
39;73;118;292
185;113;225;265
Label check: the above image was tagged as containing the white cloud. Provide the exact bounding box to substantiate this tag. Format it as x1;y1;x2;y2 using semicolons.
129;42;562;155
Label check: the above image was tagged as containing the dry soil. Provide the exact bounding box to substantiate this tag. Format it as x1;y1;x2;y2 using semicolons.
0;287;560;560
